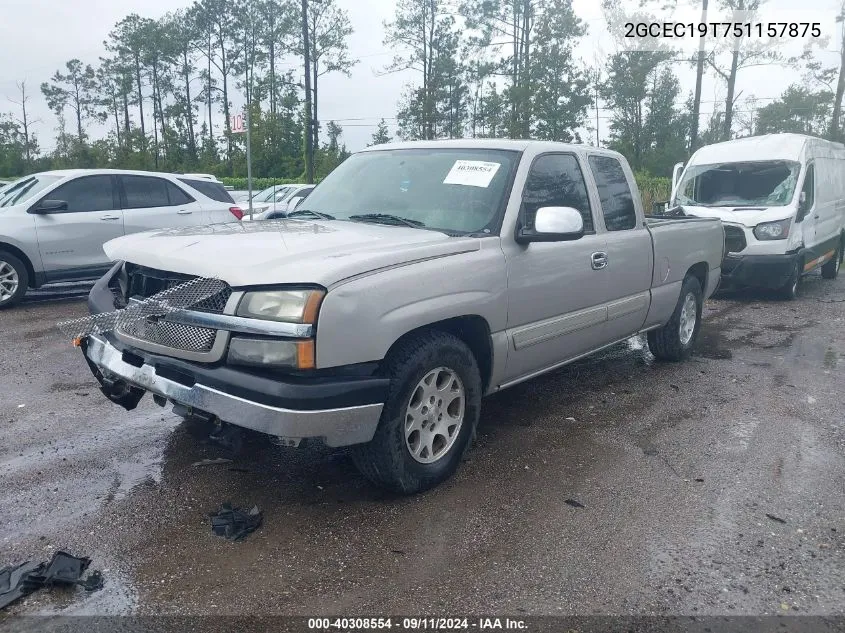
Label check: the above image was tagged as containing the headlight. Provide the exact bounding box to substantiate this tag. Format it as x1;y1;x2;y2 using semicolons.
227;337;315;369
754;219;791;240
236;289;324;323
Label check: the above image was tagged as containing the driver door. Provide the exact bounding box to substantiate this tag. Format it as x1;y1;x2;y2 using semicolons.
31;174;123;279
502;152;611;383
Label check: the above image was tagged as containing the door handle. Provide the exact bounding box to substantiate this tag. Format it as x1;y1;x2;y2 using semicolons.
591;251;608;270
177;210;193;215
100;215;120;221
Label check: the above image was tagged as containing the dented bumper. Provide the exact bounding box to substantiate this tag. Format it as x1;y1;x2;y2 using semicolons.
81;335;386;447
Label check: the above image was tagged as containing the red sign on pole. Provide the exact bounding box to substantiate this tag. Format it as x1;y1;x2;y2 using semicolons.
230;113;246;134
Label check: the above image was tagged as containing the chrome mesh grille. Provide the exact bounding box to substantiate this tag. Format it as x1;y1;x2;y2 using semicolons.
118;318;217;352
114;265;233;355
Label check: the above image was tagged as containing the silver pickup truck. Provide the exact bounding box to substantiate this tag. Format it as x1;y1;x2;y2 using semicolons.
79;140;724;493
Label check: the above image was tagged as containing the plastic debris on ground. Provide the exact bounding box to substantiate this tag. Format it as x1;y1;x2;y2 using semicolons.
0;551;103;610
209;503;263;541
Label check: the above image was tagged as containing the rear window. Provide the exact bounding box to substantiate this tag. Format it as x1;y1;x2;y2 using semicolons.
178;178;235;203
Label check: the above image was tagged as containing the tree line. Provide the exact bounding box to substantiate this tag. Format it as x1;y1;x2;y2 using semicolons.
1;0;844;182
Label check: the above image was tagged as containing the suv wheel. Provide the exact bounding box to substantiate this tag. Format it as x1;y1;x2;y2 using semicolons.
647;275;703;362
351;331;482;494
0;251;28;309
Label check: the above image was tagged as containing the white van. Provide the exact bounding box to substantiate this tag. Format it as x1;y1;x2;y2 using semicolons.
670;133;845;298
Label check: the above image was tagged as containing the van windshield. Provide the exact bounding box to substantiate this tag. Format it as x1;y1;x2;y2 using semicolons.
675;160;800;208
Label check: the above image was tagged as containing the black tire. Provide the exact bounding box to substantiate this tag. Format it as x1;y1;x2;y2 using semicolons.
821;237;843;280
647;275;703;362
778;257;803;300
350;330;482;494
0;251;29;309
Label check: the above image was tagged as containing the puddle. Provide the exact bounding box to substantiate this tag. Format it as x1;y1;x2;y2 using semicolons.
824;347;838;369
104;454;163;503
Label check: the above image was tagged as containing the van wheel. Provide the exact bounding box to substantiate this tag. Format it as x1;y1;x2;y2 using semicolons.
647;275;703;362
351;331;482;494
779;257;803;300
821;239;842;280
0;251;28;309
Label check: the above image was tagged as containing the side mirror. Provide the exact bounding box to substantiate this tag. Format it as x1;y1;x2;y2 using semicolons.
799;191;807;208
29;199;68;214
516;206;584;244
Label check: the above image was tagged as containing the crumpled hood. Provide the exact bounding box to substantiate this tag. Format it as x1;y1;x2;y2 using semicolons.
680;205;793;228
103;219;480;288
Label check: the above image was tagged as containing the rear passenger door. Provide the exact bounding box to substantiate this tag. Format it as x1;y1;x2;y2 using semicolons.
587;154;653;341
118;175;202;233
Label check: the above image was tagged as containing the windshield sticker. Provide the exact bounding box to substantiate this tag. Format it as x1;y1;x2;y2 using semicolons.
443;160;501;188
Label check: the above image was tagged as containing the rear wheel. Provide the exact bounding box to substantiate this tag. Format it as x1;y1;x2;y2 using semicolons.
351;331;482;494
0;251;29;309
647;275;703;362
821;237;843;280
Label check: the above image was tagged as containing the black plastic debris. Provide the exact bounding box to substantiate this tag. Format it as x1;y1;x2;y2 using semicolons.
564;498;585;509
766;513;787;524
210;503;263;541
0;551;102;611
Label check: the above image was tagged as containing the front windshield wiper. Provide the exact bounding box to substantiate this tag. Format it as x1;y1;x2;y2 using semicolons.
348;213;425;229
287;209;335;220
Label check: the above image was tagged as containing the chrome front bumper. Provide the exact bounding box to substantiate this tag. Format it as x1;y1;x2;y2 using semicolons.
84;335;384;447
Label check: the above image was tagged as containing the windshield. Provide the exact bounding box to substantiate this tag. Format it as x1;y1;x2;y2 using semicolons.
253;186;290;203
298;148;518;234
675;160;800;207
0;175;63;208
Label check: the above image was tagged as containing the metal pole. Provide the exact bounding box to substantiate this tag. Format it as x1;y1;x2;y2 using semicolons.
690;0;708;152
246;107;253;220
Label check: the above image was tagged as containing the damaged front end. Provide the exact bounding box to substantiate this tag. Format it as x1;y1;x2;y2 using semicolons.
80;336;145;411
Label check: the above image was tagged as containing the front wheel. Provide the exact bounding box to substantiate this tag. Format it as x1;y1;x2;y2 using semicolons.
351;331;482;494
778;257;803;300
0;251;29;309
647;276;703;362
821;239;842;280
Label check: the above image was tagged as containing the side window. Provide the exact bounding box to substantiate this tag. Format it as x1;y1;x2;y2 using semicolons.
166;181;194;206
178;178;236;203
801;164;814;211
521;154;593;232
121;176;170;209
589;155;637;231
44;175;116;212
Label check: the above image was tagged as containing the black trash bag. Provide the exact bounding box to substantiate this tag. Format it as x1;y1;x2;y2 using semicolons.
209;503;263;542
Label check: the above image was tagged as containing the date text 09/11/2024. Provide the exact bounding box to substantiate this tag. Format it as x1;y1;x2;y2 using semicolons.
307;618;528;630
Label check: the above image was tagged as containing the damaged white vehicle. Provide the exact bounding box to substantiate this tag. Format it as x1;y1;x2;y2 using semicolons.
78;140;723;493
671;133;845;299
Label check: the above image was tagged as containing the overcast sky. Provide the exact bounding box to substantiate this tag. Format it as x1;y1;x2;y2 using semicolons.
0;0;841;156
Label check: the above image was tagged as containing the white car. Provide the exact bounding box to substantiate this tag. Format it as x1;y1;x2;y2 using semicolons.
0;169;244;307
253;184;316;220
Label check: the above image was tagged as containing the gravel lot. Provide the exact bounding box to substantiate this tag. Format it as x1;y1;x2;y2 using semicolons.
1;274;843;621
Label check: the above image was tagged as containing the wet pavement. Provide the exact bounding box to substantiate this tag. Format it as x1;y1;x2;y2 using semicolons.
0;275;843;618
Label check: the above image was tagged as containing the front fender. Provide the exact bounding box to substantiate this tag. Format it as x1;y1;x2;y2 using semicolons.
315;241;508;369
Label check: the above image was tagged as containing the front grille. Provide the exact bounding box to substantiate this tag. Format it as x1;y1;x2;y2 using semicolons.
114;264;232;357
119;318;218;353
724;225;747;254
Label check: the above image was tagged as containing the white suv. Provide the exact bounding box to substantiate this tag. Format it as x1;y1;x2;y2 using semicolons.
0;169;244;308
